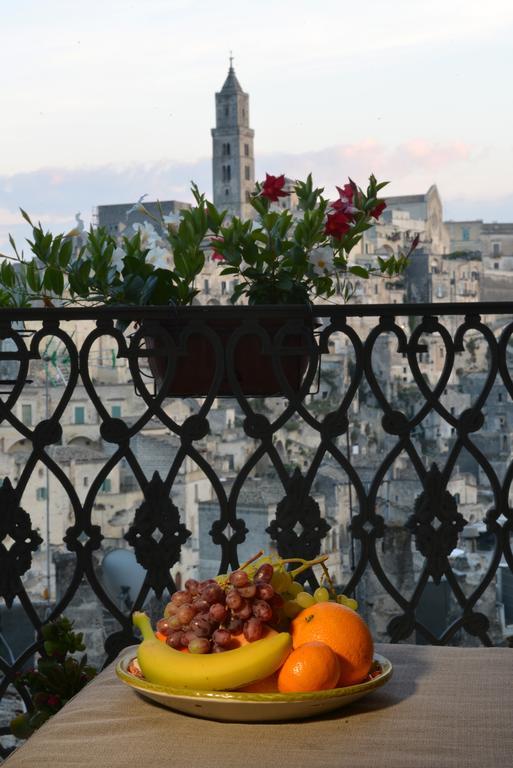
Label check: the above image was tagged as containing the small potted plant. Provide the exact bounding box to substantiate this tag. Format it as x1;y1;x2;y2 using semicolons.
0;174;414;398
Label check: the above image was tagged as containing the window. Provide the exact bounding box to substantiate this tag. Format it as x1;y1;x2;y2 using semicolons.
492;242;501;256
454;493;460;504
244;143;249;156
36;487;47;501
221;281;226;295
224;106;228;117
83;477;89;487
21;404;32;426
100;479;112;493
222;165;231;182
222;142;231;156
204;279;209;294
111;405;121;418
498;392;503;402
462;227;470;241
245;165;251;181
74;406;85;425
225;188;229;196
494;262;499;270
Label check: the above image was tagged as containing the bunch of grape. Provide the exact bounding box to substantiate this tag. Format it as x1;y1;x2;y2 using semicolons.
282;582;358;619
156;562;282;654
268;565;358;619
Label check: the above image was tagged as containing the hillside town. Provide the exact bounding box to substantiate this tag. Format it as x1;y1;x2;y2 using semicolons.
1;64;513;674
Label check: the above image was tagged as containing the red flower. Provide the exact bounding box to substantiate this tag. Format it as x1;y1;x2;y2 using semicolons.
210;237;225;262
325;210;351;239
335;183;354;205
331;182;359;217
261;174;289;202
47;695;61;708
371;200;387;219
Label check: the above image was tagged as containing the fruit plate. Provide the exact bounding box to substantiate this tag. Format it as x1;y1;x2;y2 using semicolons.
115;648;392;723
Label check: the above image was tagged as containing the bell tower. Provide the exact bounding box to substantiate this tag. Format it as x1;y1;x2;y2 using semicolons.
211;58;255;219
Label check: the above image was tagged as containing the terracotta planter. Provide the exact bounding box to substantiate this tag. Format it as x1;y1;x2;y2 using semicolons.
144;314;315;397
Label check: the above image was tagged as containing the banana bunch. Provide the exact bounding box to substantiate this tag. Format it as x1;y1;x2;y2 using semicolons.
132;612;291;691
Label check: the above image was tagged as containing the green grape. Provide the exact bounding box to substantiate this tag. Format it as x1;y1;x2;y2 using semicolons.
314;586;330;603
337;594;358;611
296;591;316;609
288;581;303;597
283;600;303;618
271;570;293;594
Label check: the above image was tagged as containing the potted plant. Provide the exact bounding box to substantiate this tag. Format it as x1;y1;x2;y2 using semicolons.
0;174;414;397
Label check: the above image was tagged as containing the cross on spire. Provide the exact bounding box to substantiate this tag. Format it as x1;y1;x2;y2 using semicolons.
229;51;234;69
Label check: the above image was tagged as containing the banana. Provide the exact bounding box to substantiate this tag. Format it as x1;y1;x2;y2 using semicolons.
132;612;291;691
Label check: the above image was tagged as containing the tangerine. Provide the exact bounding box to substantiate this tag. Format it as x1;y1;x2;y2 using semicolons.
277;641;340;693
290;601;373;686
237;671;280;693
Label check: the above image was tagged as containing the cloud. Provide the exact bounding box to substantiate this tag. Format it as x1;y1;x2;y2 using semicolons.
0;138;510;251
256;139;474;194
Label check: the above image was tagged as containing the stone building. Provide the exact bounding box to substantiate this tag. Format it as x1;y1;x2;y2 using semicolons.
211;59;255;220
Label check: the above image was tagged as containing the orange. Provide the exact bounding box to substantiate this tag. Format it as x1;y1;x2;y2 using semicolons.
290;601;373;686
277;641;340;693
237;671;279;693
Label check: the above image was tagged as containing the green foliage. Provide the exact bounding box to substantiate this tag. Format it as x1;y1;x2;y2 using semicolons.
10;617;96;741
0;172;414;309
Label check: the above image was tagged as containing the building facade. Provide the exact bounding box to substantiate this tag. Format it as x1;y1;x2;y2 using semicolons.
211;61;255;219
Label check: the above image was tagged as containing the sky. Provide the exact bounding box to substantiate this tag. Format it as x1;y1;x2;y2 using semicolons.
1;0;512;251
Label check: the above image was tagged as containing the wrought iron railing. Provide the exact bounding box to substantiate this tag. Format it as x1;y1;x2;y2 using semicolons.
0;303;513;754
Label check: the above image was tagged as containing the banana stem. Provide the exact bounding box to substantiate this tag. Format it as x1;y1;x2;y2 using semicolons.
132;612;155;641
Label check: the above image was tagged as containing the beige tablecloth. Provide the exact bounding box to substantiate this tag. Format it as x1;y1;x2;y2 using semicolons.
4;643;512;768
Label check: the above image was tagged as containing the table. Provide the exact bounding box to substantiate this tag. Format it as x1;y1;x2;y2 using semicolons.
4;644;512;768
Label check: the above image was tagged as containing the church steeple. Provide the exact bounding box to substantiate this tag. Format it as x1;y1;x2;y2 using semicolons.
211;59;255;219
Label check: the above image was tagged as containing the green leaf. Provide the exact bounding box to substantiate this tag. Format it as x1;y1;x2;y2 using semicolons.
349;265;370;279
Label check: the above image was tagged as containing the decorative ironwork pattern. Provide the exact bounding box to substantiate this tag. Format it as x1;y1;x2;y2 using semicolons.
0;302;513;754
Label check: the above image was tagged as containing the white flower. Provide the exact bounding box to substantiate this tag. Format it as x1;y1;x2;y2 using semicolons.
309;248;334;276
133;221;159;248
146;245;171;270
126;194;149;219
111;246;125;275
163;211;180;227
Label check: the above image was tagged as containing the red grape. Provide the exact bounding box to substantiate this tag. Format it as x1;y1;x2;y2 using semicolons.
190;614;212;638
252;600;273;622
166;631;185;649
254;563;274;583
256;582;274;601
184;578;200;595
238;583;257;599
212;628;232;647
243;617;263;642
202;583;225;605
236;600;253;620
229;570;249;588
209;602;228;623
226;617;244;634
156;618;173;636
171;590;191;606
226;589;243;611
177;604;196;625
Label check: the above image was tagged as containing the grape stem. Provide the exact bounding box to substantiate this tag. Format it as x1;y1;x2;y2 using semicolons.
285;555;329;578
239;550;264;571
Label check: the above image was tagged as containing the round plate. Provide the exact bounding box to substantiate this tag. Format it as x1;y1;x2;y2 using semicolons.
116;647;393;722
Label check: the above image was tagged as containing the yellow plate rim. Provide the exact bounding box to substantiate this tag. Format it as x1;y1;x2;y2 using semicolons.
116;648;393;702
